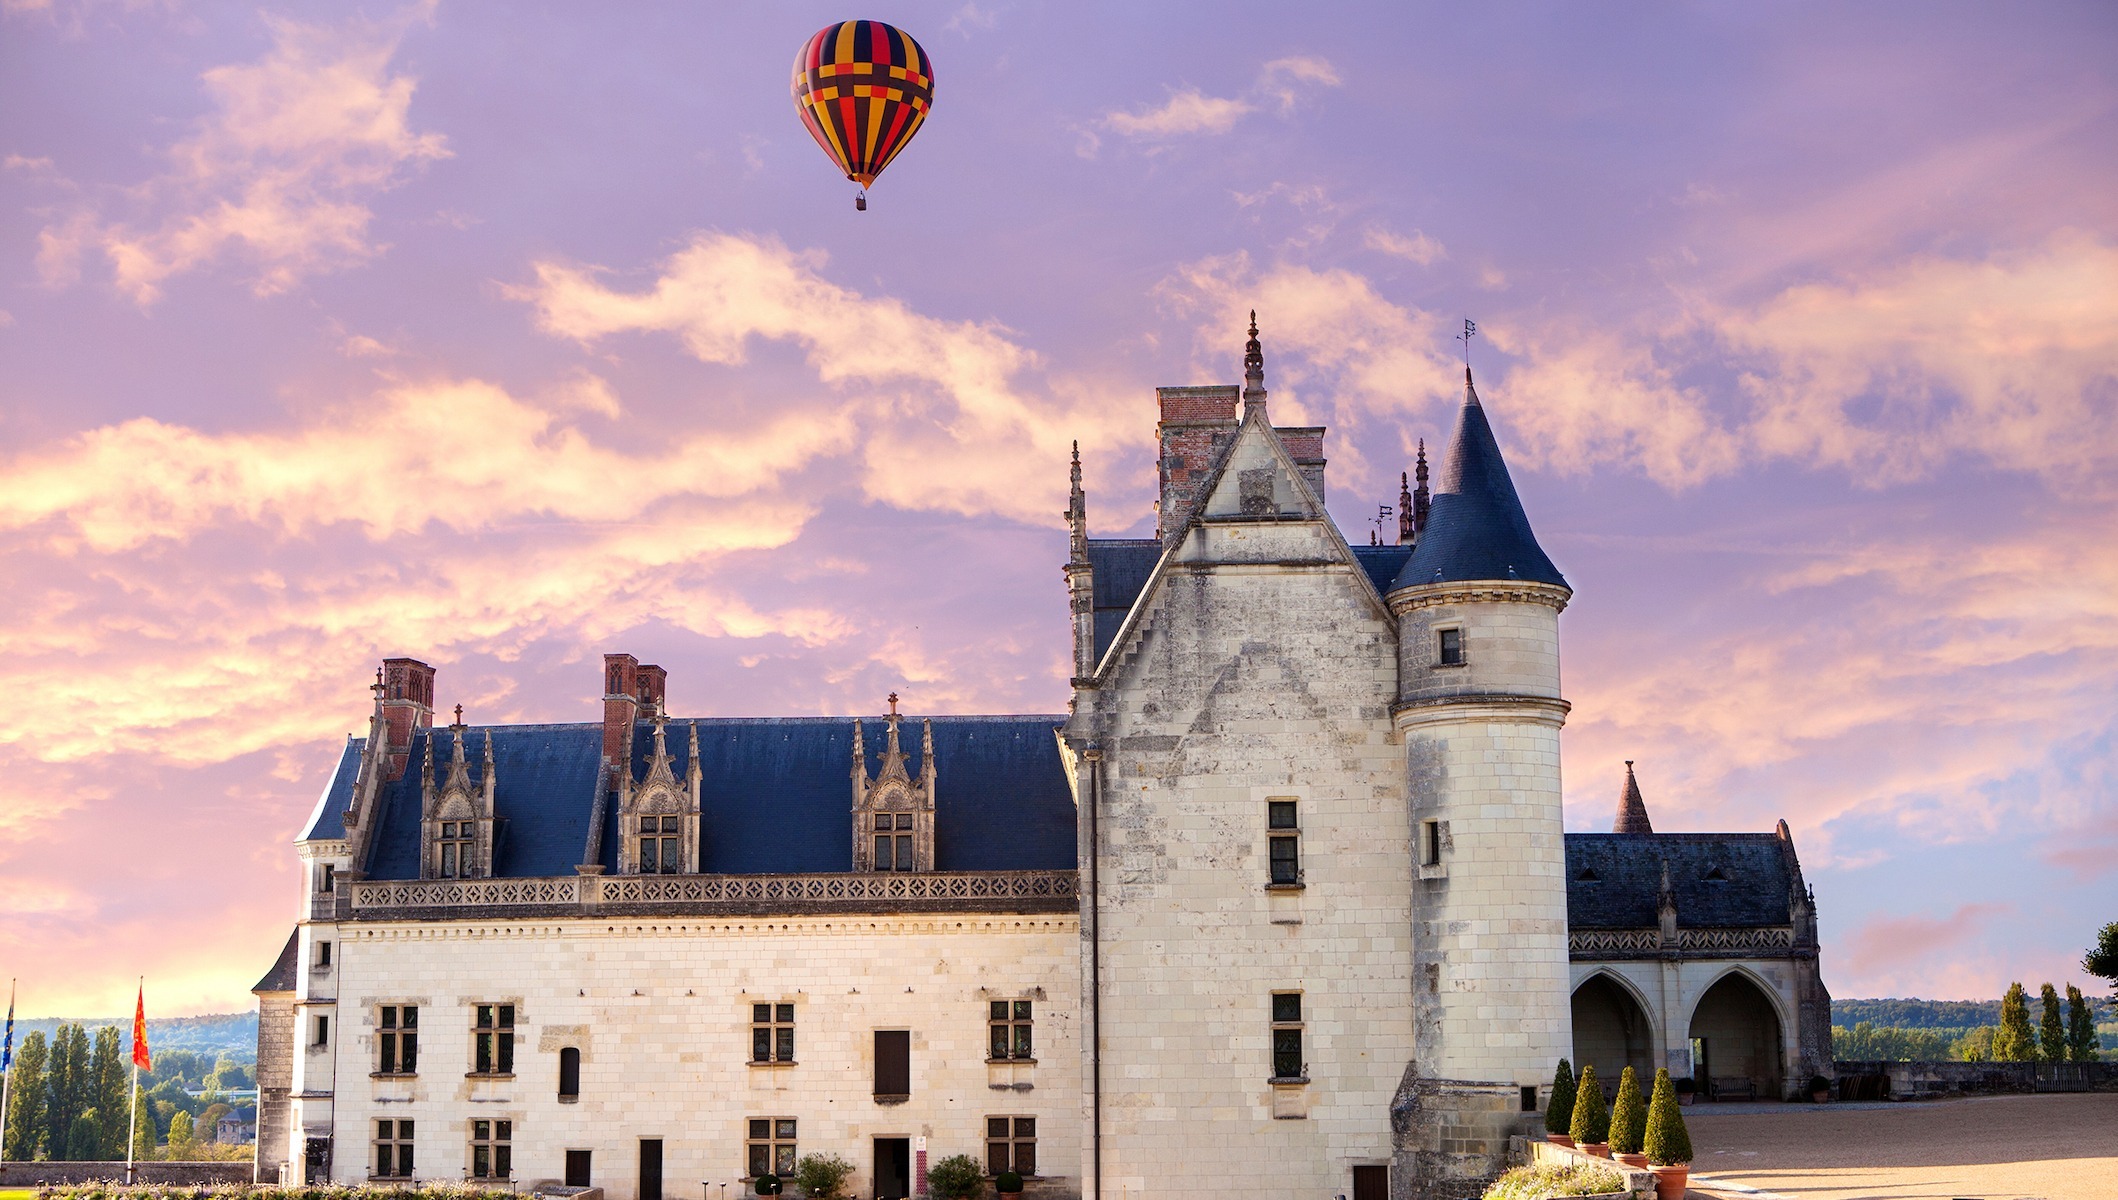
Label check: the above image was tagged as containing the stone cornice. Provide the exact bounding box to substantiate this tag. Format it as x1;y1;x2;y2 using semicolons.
1388;580;1572;614
1393;694;1571;728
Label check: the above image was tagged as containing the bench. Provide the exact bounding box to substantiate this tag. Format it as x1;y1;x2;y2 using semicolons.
1711;1075;1757;1101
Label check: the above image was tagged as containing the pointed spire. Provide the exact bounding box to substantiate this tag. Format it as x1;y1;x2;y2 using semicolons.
651;708;669;761
920;718;935;787
1241;310;1267;417
851;717;867;778
1389;367;1566;592
1067;440;1089;564
1413;439;1430;534
1398;472;1415;544
1614;760;1654;834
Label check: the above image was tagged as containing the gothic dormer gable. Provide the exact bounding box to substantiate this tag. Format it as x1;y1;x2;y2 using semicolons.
421;713;497;880
618;712;702;875
852;694;936;872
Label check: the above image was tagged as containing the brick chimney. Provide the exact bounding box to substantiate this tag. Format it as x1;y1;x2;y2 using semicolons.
602;653;640;764
1154;385;1240;540
379;657;435;781
637;664;668;717
1275;426;1327;504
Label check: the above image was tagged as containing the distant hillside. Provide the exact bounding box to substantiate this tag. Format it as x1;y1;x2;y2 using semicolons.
8;1011;257;1061
1834;996;2115;1029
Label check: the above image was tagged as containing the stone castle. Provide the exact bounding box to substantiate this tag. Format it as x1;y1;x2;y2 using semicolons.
256;321;1831;1199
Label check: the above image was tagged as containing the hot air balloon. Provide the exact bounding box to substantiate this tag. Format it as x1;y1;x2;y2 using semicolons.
790;20;935;210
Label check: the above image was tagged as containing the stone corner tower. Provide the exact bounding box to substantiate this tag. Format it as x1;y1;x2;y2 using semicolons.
1385;368;1574;1197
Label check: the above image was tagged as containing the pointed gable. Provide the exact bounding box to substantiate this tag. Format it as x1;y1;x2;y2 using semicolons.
1392;371;1566;591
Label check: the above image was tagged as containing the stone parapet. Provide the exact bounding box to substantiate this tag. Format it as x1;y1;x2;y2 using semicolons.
1569;925;1797;959
348;869;1078;920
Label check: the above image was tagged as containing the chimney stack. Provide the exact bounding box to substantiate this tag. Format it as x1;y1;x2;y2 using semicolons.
637;664;668;716
1154;385;1240;540
602;653;641;764
378;657;435;782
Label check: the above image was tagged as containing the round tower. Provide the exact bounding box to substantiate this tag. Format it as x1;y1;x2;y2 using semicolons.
1387;369;1574;1196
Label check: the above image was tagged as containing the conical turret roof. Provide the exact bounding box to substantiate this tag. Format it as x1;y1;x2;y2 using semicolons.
1614;761;1653;834
1390;369;1566;591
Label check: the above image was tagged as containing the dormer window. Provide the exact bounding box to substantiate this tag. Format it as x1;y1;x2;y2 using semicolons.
437;822;474;878
874;812;915;871
1437;627;1464;666
852;696;936;873
1576;867;1600;883
639;815;681;873
1703;866;1728;883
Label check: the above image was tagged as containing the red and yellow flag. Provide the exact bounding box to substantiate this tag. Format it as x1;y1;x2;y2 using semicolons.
131;982;150;1071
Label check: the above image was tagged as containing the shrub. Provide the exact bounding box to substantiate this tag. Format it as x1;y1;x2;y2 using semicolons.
37;1187;515;1200
1482;1161;1627;1199
1543;1058;1576;1136
1606;1066;1646;1154
792;1152;856;1199
1568;1064;1609;1145
753;1176;782;1196
927;1154;986;1200
995;1171;1024;1194
1643;1067;1693;1167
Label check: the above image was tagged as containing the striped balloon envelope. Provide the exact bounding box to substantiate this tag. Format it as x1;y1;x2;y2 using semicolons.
791;20;935;209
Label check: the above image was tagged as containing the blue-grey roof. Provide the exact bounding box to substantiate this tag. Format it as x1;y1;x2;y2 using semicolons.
1564;833;1795;929
301;739;363;840
252;929;300;994
1351;544;1413;596
1087;539;1161;662
331;716;1076;879
1391;376;1567;592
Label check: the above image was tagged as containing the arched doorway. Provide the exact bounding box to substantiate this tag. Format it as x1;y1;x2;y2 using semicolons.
1571;974;1656;1093
1689;973;1785;1100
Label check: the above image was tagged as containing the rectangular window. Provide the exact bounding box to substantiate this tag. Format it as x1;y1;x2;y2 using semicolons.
374;1119;413;1180
470;1119;511;1181
438;822;473;878
985;1116;1036;1176
638;815;680;874
474;1004;515;1075
751;1003;794;1063
1420;820;1442;867
312;1015;329;1047
988;1000;1033;1061
746;1118;796;1179
872;812;914;871
378;1005;418;1075
316;941;332;968
1437;627;1464;666
1271;992;1304;1080
319;863;335;893
1268;800;1300;885
874;1029;911;1098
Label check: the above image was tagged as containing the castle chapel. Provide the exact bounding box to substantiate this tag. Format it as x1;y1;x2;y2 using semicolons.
255;322;1832;1200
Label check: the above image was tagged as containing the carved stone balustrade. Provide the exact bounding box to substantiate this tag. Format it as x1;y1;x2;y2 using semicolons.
347;869;1079;921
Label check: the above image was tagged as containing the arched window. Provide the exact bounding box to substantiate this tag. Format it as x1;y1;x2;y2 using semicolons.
559;1046;581;1100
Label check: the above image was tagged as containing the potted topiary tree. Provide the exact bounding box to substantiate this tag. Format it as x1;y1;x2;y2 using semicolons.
1569;1064;1611;1157
995;1169;1024;1195
1607;1065;1648;1168
927;1154;985;1200
1544;1058;1578;1148
752;1175;782;1196
1643;1067;1693;1200
1807;1074;1832;1103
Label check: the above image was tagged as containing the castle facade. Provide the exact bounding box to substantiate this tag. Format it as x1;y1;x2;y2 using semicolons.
256;326;1830;1200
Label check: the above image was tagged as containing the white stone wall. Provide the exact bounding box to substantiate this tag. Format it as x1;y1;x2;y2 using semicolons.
1074;519;1413;1198
316;914;1078;1200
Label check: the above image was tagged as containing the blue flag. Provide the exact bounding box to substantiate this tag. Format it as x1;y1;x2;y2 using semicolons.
3;988;13;1071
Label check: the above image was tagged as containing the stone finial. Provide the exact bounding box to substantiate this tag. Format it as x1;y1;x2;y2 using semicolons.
1398;471;1415;544
1067;440;1089;564
1242;310;1267;416
1614;760;1654;834
452;703;465;729
1412;439;1431;535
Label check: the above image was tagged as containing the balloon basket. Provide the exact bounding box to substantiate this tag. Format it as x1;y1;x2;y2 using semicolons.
855;190;867;211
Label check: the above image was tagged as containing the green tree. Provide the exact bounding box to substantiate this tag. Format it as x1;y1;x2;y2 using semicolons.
1994;983;2036;1061
90;1026;127;1158
791;1151;855;1199
1543;1059;1576;1137
1952;1025;1998;1062
1642;1068;1693;1167
65;1108;103;1161
926;1154;985;1200
1569;1064;1610;1146
2065;985;2099;1062
2037;984;2066;1063
44;1023;91;1157
166;1110;196;1158
2083;921;2118;1003
3;1029;49;1160
1607;1065;1647;1156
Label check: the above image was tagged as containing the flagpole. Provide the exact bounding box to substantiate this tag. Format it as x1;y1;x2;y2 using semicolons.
1;978;14;1165
127;977;142;1185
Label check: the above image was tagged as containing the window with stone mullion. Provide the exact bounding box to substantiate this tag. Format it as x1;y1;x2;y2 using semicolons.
989;1000;1033;1061
437;822;474;878
470;1119;511;1180
872;811;914;871
474;1004;515;1075
637;814;681;873
374;1119;414;1179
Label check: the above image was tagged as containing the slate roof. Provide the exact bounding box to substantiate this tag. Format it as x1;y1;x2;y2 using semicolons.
251;929;300;994
1086;539;1161;662
1564;833;1795;929
317;716;1077;879
301;739;362;841
1351;544;1413;597
1392;373;1567;592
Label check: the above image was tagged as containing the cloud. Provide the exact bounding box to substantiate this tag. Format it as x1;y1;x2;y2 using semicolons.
514;231;1135;523
38;4;447;303
1846;903;2010;973
1103;56;1340;140
1364;227;1447;266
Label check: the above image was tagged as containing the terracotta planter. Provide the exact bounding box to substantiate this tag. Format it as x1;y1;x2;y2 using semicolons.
1582;1142;1611;1158
1677;1092;1695;1107
1547;1135;1575;1149
1651;1164;1689;1200
1811;1089;1830;1103
1615;1152;1648;1169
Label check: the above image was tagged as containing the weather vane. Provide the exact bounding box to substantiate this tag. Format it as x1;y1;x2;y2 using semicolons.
1457;317;1477;370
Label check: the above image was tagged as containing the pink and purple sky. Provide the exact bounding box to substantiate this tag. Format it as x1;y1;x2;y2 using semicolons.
1;1;2113;1016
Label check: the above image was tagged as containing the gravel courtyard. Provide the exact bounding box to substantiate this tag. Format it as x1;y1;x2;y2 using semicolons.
1682;1092;2118;1200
